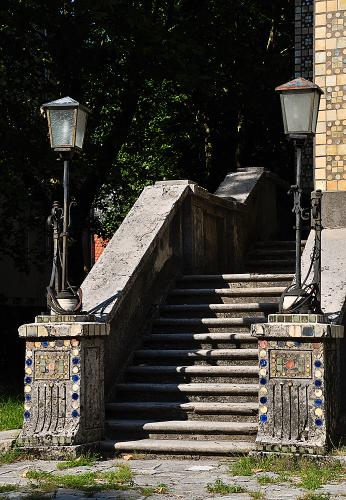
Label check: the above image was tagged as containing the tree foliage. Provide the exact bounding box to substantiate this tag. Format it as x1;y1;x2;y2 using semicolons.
0;0;294;270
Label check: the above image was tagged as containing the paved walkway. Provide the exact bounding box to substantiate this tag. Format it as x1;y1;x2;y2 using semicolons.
0;456;346;499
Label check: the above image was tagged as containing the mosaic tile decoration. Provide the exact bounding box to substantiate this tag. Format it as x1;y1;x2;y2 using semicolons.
270;349;312;378
34;351;70;380
314;0;346;191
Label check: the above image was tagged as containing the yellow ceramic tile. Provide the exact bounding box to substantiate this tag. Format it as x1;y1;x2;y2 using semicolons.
315;156;327;168
327;180;338;190
336;37;346;48
315;1;327;13
315;64;327;76
316;27;327;39
338;180;346;190
315;169;327;180
315;76;326;88
326;75;337;86
316;133;326;145
337;145;346;155
315;180;327;190
338;0;346;9
336;74;346;85
327;145;338;155
326;110;337;121
316;145;327;156
326;38;337;49
316;122;327;134
315;51;327;63
337;109;346;120
315;39;326;51
327;0;338;10
315;13;327;25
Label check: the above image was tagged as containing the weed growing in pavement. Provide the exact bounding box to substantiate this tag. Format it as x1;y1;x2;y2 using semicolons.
0;448;29;465
27;464;134;492
256;474;279;485
140;483;169;496
248;492;265;500
206;478;247;494
230;456;256;476
298;459;342;490
56;452;100;470
229;455;345;490
0;484;19;493
298;493;331;500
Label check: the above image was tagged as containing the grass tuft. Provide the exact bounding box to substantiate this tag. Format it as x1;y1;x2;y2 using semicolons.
0;394;23;431
298;459;342;490
256;474;278;485
0;448;28;465
27;464;134;492
0;484;19;493
229;455;344;491
249;492;265;500
140;483;169;496
206;478;247;495
230;456;257;476
298;494;331;500
56;453;99;470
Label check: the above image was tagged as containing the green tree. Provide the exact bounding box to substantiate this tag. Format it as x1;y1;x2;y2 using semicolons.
0;0;294;274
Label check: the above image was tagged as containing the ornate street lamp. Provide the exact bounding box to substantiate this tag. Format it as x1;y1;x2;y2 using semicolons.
41;97;91;314
275;78;323;313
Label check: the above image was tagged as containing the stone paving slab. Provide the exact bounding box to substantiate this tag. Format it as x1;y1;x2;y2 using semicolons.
0;429;20;452
0;457;346;499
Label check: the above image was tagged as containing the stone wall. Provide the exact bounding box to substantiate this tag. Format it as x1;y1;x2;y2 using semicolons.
81;171;288;395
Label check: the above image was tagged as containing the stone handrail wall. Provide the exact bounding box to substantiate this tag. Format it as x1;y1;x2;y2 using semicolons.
81;171;287;394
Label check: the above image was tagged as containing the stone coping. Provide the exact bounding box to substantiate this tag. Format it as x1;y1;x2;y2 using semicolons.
268;313;326;324
18;321;109;339
36;314;96;323
251;322;344;339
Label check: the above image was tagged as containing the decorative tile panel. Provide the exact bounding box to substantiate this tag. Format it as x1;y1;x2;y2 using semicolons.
270;350;312;378
314;0;346;191
34;351;70;380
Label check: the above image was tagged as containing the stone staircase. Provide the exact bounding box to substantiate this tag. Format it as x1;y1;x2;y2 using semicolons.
101;241;297;456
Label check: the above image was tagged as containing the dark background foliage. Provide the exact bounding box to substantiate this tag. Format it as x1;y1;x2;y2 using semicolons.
0;0;295;276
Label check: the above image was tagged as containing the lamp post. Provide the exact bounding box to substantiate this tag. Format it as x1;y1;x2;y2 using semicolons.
275;77;323;313
41;97;91;314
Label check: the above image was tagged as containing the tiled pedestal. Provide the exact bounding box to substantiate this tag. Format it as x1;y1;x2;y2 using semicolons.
252;314;344;455
17;315;109;457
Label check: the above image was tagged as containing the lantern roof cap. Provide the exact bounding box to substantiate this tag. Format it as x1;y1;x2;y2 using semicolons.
275;77;324;94
41;96;91;114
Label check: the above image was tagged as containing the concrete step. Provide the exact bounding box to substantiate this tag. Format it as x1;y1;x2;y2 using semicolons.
126;365;258;376
249;249;296;256
142;333;257;343
134;348;258;360
246;259;296;267
153;317;266;327
254;240;305;248
101;438;255;455
116;382;258;394
159;303;277;319
169;286;286;297
179;273;293;283
125;363;258;384
160;303;277;312
106;401;258;416
106;419;257;436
